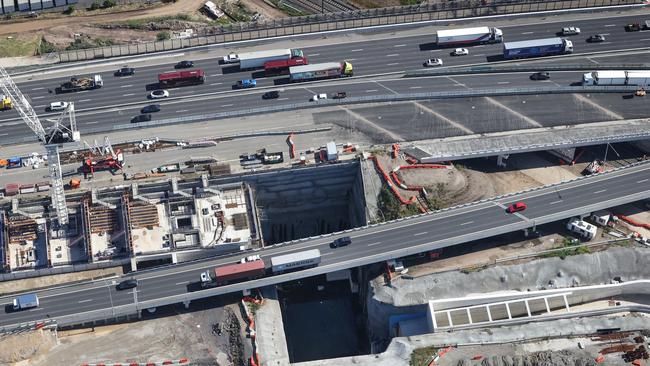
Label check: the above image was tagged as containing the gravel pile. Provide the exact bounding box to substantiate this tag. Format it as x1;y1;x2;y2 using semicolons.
455;350;597;366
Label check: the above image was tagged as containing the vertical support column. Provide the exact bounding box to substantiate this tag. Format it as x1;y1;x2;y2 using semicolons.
121;191;134;257
0;211;9;272
505;302;512;319
525;300;531;317
487;305;493;322
563;294;571;312
466;308;473;324
544;297;551;313
446;311;453;327
81;195;93;263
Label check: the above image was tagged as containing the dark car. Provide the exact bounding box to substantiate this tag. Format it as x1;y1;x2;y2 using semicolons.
175;60;194;69
262;91;279;99
587;34;606;43
506;202;527;213
131;114;152;123
332;92;347;99
330;236;352;248
116;279;138;290
114;67;135;76
625;23;641;32
141;104;161;113
530;71;550;81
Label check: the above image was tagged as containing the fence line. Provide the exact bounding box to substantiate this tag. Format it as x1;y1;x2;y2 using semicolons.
57;0;639;62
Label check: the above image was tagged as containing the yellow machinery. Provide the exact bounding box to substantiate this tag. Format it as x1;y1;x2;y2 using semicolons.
0;94;12;110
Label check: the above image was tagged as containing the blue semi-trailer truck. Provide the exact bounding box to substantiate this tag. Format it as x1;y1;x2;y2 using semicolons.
502;37;573;60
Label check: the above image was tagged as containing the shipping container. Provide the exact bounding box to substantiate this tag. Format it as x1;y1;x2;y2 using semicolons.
158;69;205;87
238;48;304;70
19;184;35;194
264;57;308;76
5;183;19;196
271;249;321;273
289;61;353;82
582;70;650;87
434;26;503;45
503;37;573;59
200;259;266;287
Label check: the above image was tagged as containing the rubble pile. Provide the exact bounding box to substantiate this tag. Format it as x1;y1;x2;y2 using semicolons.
455;351;598;366
224;308;244;366
622;345;649;363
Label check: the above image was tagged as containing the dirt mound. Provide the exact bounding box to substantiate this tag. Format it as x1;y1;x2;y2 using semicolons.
455;350;597;366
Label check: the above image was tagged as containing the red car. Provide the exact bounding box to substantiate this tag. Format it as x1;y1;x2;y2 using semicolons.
507;202;527;213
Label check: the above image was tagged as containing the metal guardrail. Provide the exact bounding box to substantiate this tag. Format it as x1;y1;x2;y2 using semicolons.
56;0;639;62
114;85;640;131
406;64;650;77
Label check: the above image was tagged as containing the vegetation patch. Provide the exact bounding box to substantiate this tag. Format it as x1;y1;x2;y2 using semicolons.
66;35;117;50
410;346;438;366
0;34;40;57
37;36;58;55
269;0;307;17
541;237;591;260
377;187;420;221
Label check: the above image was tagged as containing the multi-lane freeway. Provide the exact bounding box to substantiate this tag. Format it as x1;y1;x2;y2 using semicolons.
1;13;649;143
2;161;649;327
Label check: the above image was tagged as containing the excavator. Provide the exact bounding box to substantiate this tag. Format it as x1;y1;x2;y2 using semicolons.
0;94;12;111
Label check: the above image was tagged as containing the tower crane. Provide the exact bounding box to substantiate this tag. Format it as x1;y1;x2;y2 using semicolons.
0;67;79;226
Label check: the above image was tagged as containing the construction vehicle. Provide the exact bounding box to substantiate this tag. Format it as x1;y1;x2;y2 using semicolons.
81;137;124;178
56;75;103;93
434;26;503;46
12;293;39;311
0;94;12;110
583;160;604;175
582;70;650;87
200;259;266;288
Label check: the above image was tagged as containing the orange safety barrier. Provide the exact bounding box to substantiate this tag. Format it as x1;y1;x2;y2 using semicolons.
398;164;450;170
113;364;122;366
391;143;400;159
472;355;483;360
389;171;424;192
615;214;650;230
286;134;296;159
632;360;642;366
129;363;139;366
369;156;416;205
178;359;189;364
595;355;605;363
34;322;45;329
163;361;173;365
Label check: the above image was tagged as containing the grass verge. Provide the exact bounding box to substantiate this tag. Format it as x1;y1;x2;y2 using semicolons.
410;346;437;366
0;34;40;57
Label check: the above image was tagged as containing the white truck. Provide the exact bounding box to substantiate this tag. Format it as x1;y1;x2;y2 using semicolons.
434;26;503;46
233;48;305;70
566;218;597;240
582;70;650;87
271;249;321;273
13;293;39;311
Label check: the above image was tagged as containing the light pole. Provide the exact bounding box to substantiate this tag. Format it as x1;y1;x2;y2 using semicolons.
103;278;115;318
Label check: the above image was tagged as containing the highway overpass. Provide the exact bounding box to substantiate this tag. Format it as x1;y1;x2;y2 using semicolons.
1;160;649;329
2;12;650;142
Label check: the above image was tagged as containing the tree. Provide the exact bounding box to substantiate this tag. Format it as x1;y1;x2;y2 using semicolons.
156;31;171;41
63;4;75;14
102;0;116;7
89;0;101;10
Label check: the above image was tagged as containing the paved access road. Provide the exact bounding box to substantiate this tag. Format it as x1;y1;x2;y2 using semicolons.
0;13;648;142
2;161;649;327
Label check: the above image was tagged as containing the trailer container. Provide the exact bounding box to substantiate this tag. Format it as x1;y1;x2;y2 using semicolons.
19;184;35;194
238;48;304;70
264;57;308;76
13;293;39;310
434;26;503;46
271;249;321;273
158;69;205;87
503;37;573;59
5;183;19;196
36;182;50;192
200;259;265;287
289;61;353;82
582;70;650;87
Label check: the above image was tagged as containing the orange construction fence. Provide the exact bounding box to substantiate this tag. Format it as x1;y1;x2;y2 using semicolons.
614;213;650;230
369;156;416;205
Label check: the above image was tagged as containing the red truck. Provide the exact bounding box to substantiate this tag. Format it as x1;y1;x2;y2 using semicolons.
264;57;308;76
200;259;266;287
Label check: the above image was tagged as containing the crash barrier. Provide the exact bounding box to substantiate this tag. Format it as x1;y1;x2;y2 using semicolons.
79;359;189;366
115;86;641;132
57;0;639;63
0;319;57;337
406;63;650;77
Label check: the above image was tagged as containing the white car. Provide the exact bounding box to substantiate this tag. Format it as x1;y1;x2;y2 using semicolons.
562;26;581;35
423;58;443;67
223;53;239;64
451;48;469;56
149;89;169;99
49;101;69;111
239;255;261;264
311;93;328;102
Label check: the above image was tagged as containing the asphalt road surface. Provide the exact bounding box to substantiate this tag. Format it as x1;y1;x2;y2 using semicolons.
0;13;649;142
1;162;649;327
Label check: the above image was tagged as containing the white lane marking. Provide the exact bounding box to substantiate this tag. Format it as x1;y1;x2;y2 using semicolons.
78;99;92;102
176;109;189;113
0;133;8;136
347;58;357;61
78;299;93;303
33;104;46;108
277;97;289;100
604;24;616;27
209;74;221;77
593;189;607;194
386;53;399;57
460;221;474;226
175;281;189;285
351;49;363;52
122;93;135;96
600;33;610;36
599;42;612;45
473;54;486;57
78;90;89;93
308;53;320;56
497;81;510;84
85;121;98;125
120;84;133;88
454;84;466;87
522;31;534;34
550;200;563;205
365;89;378;92
637;179;649;183
322;252;334;256
210;82;222;85
31;87;44;90
641;39;650;41
367;241;382;247
387;62;400;66
413;231;428;236
409;86;423;89
31;96;44;99
221;103;233;107
394;44;406;47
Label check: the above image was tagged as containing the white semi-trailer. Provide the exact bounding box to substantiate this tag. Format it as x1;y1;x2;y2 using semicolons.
235;48;305;70
582;70;650;87
271;249;321;273
434;26;503;46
